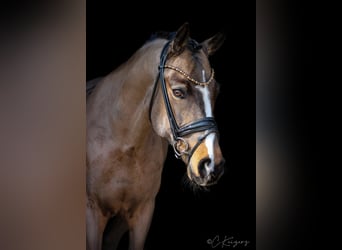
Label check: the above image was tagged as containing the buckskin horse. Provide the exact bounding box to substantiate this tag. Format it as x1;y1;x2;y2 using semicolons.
86;23;226;250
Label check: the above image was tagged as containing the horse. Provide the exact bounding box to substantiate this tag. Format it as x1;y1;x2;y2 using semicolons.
86;23;226;250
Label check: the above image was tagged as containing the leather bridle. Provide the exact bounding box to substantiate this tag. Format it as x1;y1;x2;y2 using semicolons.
149;40;219;164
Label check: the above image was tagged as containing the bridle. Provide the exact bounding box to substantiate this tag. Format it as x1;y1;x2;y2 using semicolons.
149;40;219;164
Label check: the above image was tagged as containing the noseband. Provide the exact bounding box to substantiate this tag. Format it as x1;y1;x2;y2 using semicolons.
149;40;219;163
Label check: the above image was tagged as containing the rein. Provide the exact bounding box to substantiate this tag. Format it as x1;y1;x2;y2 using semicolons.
149;40;218;163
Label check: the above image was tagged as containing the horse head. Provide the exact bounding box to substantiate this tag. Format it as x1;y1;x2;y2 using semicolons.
150;23;226;186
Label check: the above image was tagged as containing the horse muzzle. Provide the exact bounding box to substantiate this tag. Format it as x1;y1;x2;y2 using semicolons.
187;156;225;186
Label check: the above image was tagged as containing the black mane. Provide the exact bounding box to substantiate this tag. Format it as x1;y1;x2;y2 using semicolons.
87;30;204;99
147;31;176;41
147;31;202;52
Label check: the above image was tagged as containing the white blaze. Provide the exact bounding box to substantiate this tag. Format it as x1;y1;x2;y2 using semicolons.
199;70;213;117
198;70;216;171
205;133;216;171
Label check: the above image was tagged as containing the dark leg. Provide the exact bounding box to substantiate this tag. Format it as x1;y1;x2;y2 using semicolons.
102;215;128;250
127;200;155;250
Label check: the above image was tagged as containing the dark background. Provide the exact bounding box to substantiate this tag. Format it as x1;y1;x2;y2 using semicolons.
87;1;255;249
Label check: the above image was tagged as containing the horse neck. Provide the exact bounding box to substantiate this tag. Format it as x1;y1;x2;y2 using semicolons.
95;39;167;146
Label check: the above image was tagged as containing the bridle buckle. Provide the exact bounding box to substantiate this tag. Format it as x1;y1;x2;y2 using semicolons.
172;137;189;159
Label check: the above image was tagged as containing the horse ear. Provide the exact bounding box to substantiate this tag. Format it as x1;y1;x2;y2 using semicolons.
201;32;226;56
170;22;190;54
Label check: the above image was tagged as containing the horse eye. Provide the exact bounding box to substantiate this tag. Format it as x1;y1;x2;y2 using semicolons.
172;89;185;98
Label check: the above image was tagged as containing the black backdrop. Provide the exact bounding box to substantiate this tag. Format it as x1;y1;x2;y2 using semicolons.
87;1;255;249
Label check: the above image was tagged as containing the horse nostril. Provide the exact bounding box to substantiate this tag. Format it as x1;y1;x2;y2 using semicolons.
198;158;211;178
